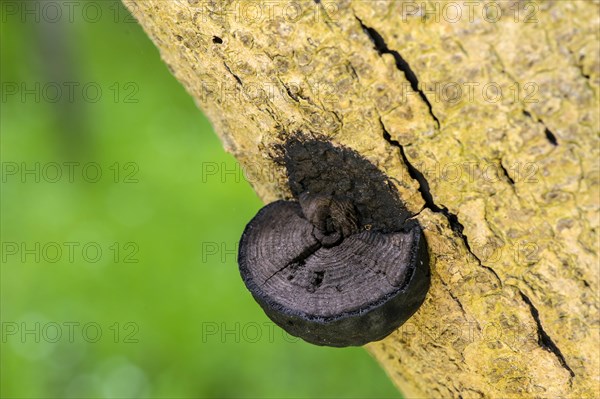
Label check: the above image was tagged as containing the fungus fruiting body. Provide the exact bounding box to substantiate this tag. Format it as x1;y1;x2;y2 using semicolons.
237;139;430;347
239;198;429;347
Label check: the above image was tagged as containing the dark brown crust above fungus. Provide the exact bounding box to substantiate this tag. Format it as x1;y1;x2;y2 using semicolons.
238;200;430;347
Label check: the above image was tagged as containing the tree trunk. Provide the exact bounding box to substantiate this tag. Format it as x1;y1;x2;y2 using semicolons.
124;1;599;397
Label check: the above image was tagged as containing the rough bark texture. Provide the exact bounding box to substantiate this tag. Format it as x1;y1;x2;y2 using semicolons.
124;1;599;397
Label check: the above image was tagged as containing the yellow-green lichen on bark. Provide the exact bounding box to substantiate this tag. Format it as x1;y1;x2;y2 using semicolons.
125;1;599;397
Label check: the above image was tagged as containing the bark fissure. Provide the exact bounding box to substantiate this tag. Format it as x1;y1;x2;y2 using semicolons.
355;16;440;129
544;127;558;146
440;278;469;319
567;48;592;81
491;49;561;148
380;119;502;287
575;64;591;81
522;110;559;146
499;160;515;185
223;62;242;86
519;290;576;379
282;81;300;102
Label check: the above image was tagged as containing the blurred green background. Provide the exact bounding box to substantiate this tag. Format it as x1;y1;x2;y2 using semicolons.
0;1;399;397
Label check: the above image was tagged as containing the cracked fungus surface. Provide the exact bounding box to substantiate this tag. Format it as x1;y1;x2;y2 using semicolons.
127;1;599;397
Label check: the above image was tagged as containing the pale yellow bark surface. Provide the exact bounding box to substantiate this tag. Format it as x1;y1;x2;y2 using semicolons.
124;1;599;397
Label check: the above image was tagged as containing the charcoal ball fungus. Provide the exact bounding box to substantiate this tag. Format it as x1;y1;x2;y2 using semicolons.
238;195;430;347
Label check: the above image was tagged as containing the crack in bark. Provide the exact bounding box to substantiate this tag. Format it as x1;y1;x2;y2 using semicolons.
490;48;560;148
544;127;558;146
573;61;591;81
567;48;591;81
355;16;440;129
440;278;468;318
380;119;502;287
499;160;515;185
522;110;558;146
347;62;360;82
519;290;575;379
282;82;299;102
223;62;242;86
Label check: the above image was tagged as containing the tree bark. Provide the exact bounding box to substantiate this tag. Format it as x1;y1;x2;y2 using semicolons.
124;1;599;397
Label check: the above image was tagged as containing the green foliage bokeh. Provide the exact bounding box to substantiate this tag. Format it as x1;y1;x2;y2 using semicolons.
0;1;400;398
